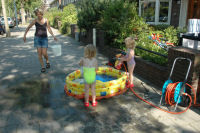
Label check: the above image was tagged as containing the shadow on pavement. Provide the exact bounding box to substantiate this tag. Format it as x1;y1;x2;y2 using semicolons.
0;72;170;133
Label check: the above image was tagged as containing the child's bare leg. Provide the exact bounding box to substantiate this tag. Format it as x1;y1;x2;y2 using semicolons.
91;82;96;103
128;65;135;84
84;83;90;103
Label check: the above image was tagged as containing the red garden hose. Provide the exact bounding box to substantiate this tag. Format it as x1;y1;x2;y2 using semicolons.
129;83;193;114
121;62;200;114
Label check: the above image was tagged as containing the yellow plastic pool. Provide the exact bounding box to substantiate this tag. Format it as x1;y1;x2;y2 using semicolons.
64;66;127;100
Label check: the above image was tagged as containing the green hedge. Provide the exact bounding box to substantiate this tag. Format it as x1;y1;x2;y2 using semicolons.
45;7;62;28
77;0;173;66
101;1;148;48
77;0;106;30
44;4;77;35
60;4;78;34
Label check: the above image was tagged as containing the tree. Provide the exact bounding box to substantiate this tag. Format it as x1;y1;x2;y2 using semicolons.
24;0;43;17
1;0;11;37
15;0;43;25
0;0;14;17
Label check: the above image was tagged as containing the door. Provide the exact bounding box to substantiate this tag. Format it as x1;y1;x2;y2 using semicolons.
187;0;200;19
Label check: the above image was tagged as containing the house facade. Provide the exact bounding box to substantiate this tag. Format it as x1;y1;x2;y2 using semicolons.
42;0;50;10
139;0;200;28
49;0;200;28
50;0;79;8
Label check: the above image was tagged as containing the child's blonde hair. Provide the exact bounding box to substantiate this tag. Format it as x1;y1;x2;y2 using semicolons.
84;44;97;58
125;37;136;49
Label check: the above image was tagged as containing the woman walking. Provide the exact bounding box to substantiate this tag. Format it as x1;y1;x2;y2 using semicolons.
23;9;57;73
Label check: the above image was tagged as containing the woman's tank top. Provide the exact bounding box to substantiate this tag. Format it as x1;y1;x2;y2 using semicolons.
35;20;47;38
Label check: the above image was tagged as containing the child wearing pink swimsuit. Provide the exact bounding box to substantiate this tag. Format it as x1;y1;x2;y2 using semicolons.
118;37;136;88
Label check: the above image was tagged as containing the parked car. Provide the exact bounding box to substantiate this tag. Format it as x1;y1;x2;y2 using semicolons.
0;17;15;28
12;17;19;26
159;16;168;22
0;21;5;35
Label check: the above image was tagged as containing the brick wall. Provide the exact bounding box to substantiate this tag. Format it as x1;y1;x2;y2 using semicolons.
96;30;105;47
134;56;168;87
79;30;93;44
78;29;105;46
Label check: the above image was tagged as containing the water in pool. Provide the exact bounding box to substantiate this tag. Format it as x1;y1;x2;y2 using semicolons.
96;74;117;82
73;74;117;84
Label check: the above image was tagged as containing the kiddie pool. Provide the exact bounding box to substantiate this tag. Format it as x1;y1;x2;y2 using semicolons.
64;67;127;100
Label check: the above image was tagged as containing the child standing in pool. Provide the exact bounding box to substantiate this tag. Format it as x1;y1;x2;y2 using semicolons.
118;37;136;88
79;44;98;107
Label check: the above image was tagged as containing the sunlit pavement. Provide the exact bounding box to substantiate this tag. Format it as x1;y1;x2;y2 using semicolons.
0;26;200;133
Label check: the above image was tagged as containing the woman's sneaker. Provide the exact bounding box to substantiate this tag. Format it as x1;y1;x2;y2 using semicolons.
41;68;46;73
46;63;50;69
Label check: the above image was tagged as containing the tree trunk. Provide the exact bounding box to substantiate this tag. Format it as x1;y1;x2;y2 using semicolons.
20;3;26;25
1;0;10;37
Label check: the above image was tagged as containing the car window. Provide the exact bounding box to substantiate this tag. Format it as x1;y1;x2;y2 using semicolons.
1;18;12;21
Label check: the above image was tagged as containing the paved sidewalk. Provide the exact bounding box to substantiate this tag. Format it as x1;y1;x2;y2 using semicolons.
0;26;200;133
0;25;108;88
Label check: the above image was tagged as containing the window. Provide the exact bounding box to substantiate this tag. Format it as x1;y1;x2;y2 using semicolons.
141;2;155;22
139;0;172;25
159;2;169;22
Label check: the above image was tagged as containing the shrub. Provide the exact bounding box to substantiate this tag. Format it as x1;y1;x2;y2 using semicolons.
60;22;71;35
44;4;78;34
101;0;148;48
150;24;170;31
60;4;78;34
135;27;168;66
164;26;178;45
77;0;106;30
150;25;184;45
44;7;62;28
134;25;185;66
